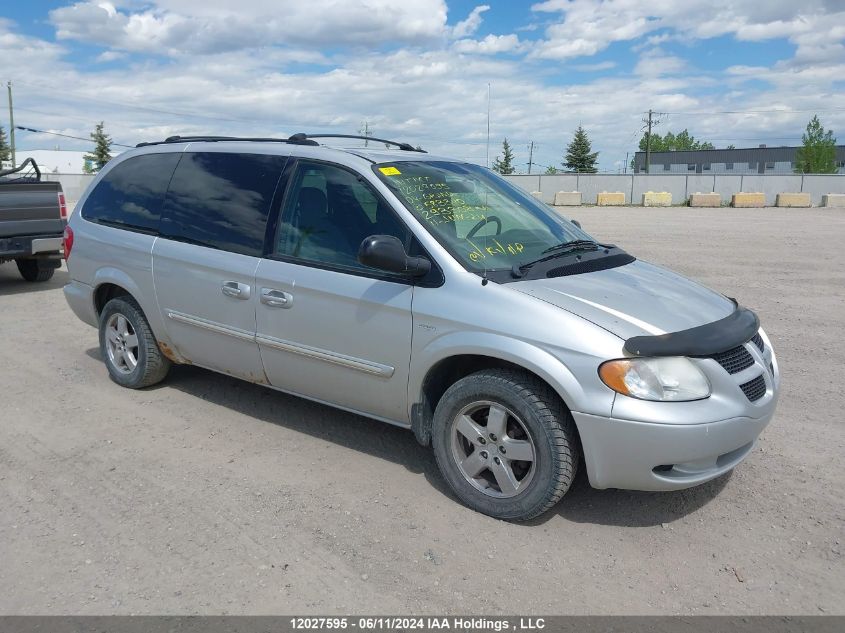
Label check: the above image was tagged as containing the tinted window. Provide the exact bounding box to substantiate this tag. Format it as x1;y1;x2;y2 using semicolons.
275;161;411;272
81;153;179;233
160;152;286;256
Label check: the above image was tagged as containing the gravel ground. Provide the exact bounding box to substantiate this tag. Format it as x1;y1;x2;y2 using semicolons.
0;206;843;615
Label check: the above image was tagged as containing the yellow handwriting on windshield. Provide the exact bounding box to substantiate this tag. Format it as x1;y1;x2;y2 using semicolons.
467;238;524;262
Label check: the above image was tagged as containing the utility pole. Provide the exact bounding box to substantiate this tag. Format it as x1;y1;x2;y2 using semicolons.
7;81;16;168
485;83;491;168
359;120;372;147
641;109;664;174
527;140;535;175
624;151;629;174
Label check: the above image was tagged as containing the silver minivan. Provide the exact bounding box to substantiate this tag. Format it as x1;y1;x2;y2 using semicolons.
63;134;780;521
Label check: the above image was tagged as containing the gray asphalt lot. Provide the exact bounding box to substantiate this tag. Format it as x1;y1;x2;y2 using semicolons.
1;206;843;614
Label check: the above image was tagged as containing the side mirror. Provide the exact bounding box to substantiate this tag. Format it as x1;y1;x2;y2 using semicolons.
358;235;431;277
571;219;582;229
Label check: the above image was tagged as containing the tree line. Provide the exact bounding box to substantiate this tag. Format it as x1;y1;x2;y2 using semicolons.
490;115;840;175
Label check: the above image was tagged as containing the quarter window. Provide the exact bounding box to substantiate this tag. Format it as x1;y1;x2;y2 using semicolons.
81;153;180;233
275;161;411;271
160;152;286;257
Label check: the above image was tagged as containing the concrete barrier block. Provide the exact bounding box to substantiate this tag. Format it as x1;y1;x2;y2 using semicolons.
775;192;811;207
689;192;721;207
822;194;845;207
553;191;582;206
731;192;765;208
596;192;625;206
642;191;672;207
530;191;542;199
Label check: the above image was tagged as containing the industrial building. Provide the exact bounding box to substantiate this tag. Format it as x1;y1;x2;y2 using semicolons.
633;145;845;174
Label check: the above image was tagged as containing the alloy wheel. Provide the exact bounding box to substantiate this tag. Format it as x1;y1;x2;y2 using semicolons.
105;313;139;375
450;400;536;498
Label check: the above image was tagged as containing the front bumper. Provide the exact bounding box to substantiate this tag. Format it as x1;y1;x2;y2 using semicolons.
572;409;775;491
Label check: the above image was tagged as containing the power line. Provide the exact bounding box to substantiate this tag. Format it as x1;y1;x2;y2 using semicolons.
10;81;500;149
661;107;845;115
14;126;135;148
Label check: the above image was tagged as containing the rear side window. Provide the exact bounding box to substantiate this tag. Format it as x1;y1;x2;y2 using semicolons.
160;152;286;257
81;153;179;233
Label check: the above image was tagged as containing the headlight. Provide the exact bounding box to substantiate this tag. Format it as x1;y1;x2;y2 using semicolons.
599;357;711;401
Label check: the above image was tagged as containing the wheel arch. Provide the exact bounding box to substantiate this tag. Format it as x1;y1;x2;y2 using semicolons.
91;268;184;364
409;336;588;448
92;268;145;316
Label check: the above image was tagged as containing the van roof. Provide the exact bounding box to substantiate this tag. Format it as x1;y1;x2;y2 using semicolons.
134;133;456;165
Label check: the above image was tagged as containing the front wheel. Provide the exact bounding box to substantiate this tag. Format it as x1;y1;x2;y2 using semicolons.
432;369;579;521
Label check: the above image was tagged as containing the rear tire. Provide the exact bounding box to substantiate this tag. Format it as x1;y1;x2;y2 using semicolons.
16;258;55;282
99;296;171;389
432;368;578;521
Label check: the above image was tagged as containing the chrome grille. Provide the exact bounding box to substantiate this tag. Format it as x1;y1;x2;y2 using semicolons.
740;374;767;402
751;332;764;353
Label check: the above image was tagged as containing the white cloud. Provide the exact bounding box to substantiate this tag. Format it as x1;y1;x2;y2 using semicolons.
452;5;490;38
453;34;521;55
529;0;845;64
634;48;686;77
95;50;127;62
3;2;843;174
50;0;451;54
571;60;616;72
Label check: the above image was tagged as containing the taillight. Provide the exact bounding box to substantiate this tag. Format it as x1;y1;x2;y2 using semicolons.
63;225;74;259
58;192;68;220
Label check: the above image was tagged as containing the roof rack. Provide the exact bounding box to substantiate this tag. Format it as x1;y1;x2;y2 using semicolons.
136;133;425;152
136;135;297;147
288;133;425;152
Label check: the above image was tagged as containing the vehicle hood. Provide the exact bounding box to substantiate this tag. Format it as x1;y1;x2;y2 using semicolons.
513;260;735;340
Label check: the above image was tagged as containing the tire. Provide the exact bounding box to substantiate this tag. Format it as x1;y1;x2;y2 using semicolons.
98;296;171;389
16;258;55;282
431;368;578;521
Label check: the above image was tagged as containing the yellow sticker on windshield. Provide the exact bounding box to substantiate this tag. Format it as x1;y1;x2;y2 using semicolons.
379;166;401;176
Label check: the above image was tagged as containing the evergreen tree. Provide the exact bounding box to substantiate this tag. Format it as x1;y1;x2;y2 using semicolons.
794;115;837;174
492;138;516;175
544;165;558;174
0;125;10;163
563;125;598;173
83;122;113;172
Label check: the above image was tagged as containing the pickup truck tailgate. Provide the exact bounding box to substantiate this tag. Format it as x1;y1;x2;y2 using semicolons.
0;181;65;238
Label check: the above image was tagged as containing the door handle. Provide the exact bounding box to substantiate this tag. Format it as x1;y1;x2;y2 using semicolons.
222;281;250;299
261;288;294;308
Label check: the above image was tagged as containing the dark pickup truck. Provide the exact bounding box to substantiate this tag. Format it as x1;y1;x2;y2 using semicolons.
0;158;67;282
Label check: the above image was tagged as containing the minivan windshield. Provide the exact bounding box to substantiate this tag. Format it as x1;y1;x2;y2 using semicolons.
373;161;597;276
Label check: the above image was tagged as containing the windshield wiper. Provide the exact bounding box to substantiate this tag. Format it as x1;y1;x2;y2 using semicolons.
540;239;599;255
512;240;601;278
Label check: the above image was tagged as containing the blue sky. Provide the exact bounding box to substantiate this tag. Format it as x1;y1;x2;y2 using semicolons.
2;1;843;172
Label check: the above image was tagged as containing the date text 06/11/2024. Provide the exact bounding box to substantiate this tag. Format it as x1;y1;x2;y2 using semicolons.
289;617;547;630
